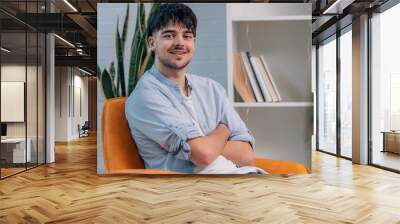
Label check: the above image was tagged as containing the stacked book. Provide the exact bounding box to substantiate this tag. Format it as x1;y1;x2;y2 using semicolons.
233;52;282;103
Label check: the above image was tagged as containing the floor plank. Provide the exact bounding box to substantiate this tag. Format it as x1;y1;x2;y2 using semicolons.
0;135;400;223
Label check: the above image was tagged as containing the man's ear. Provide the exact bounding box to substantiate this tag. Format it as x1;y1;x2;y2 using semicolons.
147;36;155;51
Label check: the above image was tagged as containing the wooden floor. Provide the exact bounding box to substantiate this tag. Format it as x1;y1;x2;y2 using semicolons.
1;167;26;178
1;163;46;178
1;135;400;223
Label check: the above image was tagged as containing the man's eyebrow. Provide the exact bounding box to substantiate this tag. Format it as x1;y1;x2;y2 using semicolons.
160;29;193;34
161;29;176;34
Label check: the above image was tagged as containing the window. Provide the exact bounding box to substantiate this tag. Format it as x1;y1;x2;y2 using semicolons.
317;36;337;154
317;25;353;159
390;74;400;130
340;27;352;158
0;1;47;179
371;2;400;171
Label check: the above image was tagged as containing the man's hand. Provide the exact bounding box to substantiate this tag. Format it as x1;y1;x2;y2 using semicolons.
222;141;255;167
187;123;230;166
216;122;231;136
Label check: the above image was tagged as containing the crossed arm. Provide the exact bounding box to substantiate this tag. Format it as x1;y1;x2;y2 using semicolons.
187;123;255;167
127;81;255;168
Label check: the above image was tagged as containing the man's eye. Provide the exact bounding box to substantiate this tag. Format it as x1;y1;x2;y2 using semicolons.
184;35;193;39
163;34;173;39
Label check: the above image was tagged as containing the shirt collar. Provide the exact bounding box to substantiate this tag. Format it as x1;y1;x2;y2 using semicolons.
149;65;193;92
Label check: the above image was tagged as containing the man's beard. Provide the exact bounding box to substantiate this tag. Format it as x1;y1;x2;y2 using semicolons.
158;55;191;70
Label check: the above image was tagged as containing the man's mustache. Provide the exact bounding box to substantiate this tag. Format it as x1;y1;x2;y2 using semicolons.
168;47;188;53
169;44;187;50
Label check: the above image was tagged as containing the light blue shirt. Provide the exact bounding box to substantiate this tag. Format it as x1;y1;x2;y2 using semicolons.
125;66;255;173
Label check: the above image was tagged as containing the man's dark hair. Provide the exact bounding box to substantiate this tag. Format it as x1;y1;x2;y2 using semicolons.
146;3;197;38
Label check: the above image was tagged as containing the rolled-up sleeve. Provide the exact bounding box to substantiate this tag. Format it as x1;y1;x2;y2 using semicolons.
229;130;255;149
125;86;203;161
165;122;204;160
216;84;256;149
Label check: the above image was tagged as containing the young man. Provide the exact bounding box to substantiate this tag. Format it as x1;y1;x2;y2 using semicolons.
125;3;265;174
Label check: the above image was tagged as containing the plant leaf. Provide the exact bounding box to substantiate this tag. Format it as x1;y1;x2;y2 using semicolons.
126;3;159;95
116;19;126;96
140;46;153;77
122;4;130;50
139;3;146;32
128;3;160;93
109;61;118;95
97;64;102;80
144;53;154;72
127;36;142;94
127;4;143;94
137;31;149;76
142;3;159;74
101;69;116;99
109;61;116;81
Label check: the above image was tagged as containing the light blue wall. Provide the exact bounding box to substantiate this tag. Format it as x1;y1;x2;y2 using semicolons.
97;3;227;174
186;4;227;86
97;3;131;174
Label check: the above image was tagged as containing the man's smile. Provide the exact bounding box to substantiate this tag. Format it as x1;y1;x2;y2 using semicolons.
168;49;188;55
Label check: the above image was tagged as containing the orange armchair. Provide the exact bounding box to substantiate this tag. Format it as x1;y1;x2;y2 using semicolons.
101;97;309;174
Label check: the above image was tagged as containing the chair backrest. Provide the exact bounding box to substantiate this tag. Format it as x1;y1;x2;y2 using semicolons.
101;97;145;173
82;121;90;129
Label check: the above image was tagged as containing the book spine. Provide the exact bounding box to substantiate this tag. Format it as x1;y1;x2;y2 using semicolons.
260;55;282;101
233;53;256;102
249;56;272;102
240;52;264;102
256;56;278;102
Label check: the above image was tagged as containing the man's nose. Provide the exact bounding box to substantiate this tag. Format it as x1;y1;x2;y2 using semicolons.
174;35;184;45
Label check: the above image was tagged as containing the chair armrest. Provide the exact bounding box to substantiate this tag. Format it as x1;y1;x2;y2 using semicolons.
106;169;180;175
255;157;309;174
102;159;308;175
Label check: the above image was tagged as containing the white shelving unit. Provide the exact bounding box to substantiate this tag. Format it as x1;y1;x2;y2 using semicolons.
234;102;313;108
226;3;313;169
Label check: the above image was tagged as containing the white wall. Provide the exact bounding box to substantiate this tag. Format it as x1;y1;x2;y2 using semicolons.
55;67;69;141
1;63;46;164
312;45;316;151
1;82;25;122
369;4;400;160
375;4;400;131
55;67;89;141
72;72;89;138
1;65;26;137
1;65;37;137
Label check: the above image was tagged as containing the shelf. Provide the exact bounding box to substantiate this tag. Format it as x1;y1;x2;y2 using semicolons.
231;15;311;22
233;102;313;107
228;19;312;105
227;3;311;23
226;3;313;170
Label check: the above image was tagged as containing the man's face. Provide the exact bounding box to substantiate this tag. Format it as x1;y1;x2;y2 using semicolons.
148;22;196;70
